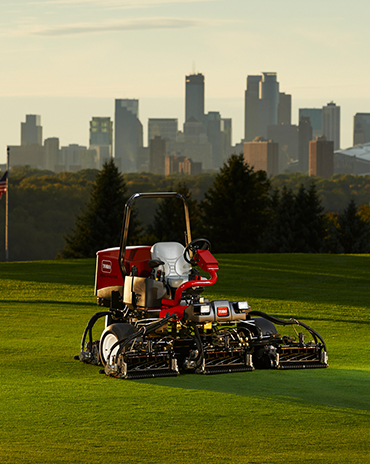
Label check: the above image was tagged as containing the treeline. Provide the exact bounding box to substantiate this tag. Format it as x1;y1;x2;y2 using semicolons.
1;161;370;261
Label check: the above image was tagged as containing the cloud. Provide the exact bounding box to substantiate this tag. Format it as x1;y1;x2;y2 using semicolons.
27;17;202;36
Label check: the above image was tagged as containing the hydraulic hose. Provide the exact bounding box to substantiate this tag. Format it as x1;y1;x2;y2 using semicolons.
248;310;327;352
80;311;111;352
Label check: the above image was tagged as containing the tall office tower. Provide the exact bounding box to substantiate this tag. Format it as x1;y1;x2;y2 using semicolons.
21;115;42;145
148;119;178;144
259;72;280;137
149;136;166;174
299;108;322;140
114;99;143;172
44;137;59;171
244;75;262;141
90;117;113;147
353;113;370;145
185;73;205;124
221;118;232;161
322;102;340;150
205;111;222;169
298;117;313;174
309;136;334;178
244;138;279;177
278;92;291;125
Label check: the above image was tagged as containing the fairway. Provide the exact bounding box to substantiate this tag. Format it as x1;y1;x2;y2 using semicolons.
1;254;369;464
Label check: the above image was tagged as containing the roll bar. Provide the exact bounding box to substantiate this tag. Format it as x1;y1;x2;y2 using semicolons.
118;192;192;277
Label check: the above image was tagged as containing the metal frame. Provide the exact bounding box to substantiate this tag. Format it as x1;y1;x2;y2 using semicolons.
118;192;192;278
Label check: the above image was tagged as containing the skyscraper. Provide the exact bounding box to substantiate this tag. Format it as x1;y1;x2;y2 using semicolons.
21;115;42;146
278;92;291;125
299;108;323;140
298;116;313;174
185;73;204;124
244;75;262;141
259;72;280;134
353;113;370;146
244;73;281;140
148;119;178;144
90;117;113;147
205;111;222;169
322;102;340;150
114;99;143;172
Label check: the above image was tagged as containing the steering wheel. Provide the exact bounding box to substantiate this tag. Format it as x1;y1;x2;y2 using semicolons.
184;238;211;265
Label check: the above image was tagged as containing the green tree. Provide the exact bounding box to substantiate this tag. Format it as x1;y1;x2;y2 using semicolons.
59;160;139;258
330;199;370;253
262;186;296;252
263;183;325;253
201;154;271;253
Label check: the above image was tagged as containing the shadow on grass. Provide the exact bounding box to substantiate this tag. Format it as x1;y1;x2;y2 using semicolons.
132;367;370;414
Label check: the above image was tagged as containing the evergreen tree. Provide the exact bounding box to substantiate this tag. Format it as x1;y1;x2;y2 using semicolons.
147;182;201;244
262;186;296;252
201;154;271;253
262;183;325;253
59;160;139;258
335;199;370;253
294;183;326;252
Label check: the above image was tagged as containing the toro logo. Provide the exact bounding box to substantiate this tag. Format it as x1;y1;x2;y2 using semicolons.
217;306;229;317
101;260;112;274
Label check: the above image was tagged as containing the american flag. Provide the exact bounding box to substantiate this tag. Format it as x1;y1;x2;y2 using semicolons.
0;170;8;200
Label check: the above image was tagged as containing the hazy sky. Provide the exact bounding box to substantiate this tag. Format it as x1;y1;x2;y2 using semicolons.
1;0;370;165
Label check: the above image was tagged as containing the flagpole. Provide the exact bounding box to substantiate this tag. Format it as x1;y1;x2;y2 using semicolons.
5;146;9;262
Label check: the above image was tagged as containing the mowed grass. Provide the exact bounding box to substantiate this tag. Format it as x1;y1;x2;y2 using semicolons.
0;254;369;464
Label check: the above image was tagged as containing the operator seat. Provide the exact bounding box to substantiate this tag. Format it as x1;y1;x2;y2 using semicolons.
150;242;192;289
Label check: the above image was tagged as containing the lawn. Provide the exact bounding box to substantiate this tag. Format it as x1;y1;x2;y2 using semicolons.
0;254;369;464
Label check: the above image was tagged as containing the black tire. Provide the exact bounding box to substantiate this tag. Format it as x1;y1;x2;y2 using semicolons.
99;323;137;367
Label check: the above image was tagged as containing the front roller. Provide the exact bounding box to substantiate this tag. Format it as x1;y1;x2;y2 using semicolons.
103;314;180;380
241;311;328;370
99;323;138;367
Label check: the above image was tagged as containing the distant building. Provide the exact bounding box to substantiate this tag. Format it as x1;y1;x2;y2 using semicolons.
267;124;298;173
298;117;313;174
309;136;334;178
244;75;262;141
149;136;166;174
185;73;205;124
298;108;323;140
57;144;97;172
205;111;223;169
353;113;370;146
21;115;42;146
8;144;45;169
259;72;280;137
322;102;340;150
114;99;143;172
243;137;279;177
165;155;202;176
90;117;113;147
334;143;370;175
148;119;178;144
221;118;232;162
44;137;60;171
278;92;291;125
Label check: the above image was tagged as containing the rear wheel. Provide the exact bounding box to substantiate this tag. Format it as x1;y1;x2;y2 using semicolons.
99;323;137;367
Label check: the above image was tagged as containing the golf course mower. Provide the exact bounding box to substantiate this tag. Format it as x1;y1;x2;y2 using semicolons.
77;192;328;379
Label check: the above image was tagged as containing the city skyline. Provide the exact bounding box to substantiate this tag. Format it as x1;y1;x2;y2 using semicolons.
2;0;370;164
